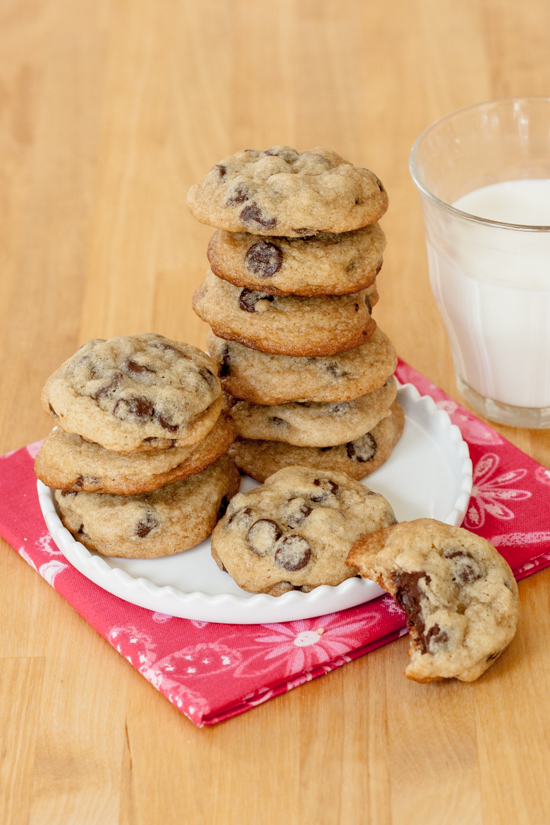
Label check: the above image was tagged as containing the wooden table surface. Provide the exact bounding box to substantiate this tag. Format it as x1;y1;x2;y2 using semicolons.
2;1;550;823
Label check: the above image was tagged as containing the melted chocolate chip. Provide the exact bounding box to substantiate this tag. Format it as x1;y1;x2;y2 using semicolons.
124;358;156;375
274;535;312;571
346;432;377;463
262;147;299;163
444;548;483;584
94;372;124;399
113;396;154;421
324;362;341;378
245;241;283;278
425;624;449;649
227;186;249;205
74;474;100;489
225;506;254;530
156;412;178;433
217;495;230;521
136;510;159;538
198;365;216;388
238;288;274;313
393;571;431;642
246;519;282;556
310;478;339;502
214;164;227;178
240;203;277;230
283;498;313;528
219;347;231;378
291;227;315;236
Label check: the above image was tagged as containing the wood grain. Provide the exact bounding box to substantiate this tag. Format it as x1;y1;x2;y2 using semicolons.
1;1;550;822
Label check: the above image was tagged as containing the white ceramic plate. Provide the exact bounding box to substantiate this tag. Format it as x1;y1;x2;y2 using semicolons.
37;384;472;624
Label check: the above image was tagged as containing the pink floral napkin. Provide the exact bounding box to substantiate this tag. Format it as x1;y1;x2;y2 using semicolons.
1;360;550;726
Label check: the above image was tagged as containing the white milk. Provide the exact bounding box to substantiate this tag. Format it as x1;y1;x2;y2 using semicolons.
425;179;550;409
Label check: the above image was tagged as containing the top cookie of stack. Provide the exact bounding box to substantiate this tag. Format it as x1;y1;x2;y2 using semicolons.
188;146;403;483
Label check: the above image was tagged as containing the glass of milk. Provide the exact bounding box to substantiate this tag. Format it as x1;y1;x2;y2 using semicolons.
410;97;550;428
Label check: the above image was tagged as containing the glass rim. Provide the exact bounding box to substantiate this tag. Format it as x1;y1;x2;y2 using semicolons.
409;96;550;233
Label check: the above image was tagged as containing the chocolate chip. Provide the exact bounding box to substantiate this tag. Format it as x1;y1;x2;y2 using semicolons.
225;506;254;530
346;258;359;272
219;347;231;378
424;624;449;649
262;147;299;163
155;412;178;432
240;203;277;230
354;303;359;312
214;164;227;177
444;548;483;583
324;362;341;378
346;432;376;463
245;241;283;278
310;478;339;502
283;497;313;528
246;519;282;556
74;474;100;489
270;416;287;427
291;228;315;236
61;490;77;497
136;510;159;538
113;396;154;421
327;402;347;415
124;358;156;375
94;372;124;399
227;186;249;205
354;197;365;205
393;571;431;642
274;535;312;571
238;288;274;313
217;495;230;521
198;365;216;388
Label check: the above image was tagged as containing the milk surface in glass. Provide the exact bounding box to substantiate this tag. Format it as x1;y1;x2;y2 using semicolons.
427;179;550;409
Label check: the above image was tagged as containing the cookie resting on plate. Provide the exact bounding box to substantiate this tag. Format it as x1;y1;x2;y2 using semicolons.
186;146;388;236
211;465;396;595
346;519;519;682
42;333;223;454
55;454;241;559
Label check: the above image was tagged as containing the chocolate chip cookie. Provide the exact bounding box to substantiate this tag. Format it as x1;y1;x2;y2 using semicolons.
229;377;397;447
35;412;235;495
211;465;396;594
55;454;241;558
208;327;397;405
347;519;519;682
187;147;388;237
193;270;377;357
42;334;223;454
207;224;385;296
229;401;404;482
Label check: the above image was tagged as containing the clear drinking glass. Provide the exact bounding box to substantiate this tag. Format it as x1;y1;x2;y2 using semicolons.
410;97;550;428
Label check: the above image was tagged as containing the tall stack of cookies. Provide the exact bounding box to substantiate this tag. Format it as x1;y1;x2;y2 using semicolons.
187;146;404;483
34;333;240;558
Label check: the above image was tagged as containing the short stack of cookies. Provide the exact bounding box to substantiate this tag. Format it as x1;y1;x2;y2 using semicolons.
34;333;240;558
188;146;404;482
